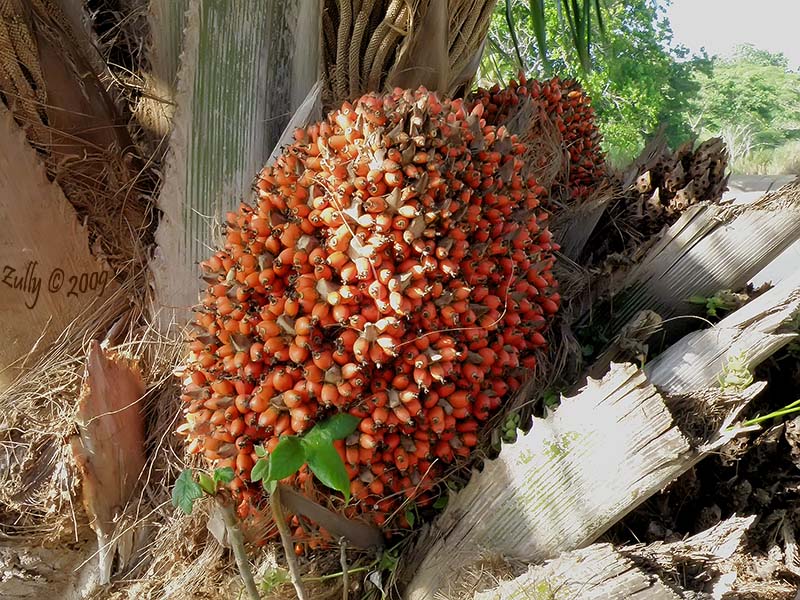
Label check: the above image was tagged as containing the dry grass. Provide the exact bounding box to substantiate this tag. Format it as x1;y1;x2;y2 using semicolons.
0;278;140;533
433;553;526;600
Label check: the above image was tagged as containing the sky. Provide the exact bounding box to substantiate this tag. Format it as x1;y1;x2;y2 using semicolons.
662;0;800;69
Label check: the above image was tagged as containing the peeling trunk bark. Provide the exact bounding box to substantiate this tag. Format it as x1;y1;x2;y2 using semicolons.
151;0;321;328
70;340;147;585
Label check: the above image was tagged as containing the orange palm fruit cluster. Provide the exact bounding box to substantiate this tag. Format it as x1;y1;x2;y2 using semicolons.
177;86;560;538
469;73;606;202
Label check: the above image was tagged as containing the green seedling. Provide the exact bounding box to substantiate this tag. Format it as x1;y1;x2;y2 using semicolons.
259;567;291;594
543;389;561;409
250;413;359;500
501;412;522;443
172;415;360;600
718;351;753;392
171;466;234;515
742;398;800;427
689;289;749;318
171;465;257;600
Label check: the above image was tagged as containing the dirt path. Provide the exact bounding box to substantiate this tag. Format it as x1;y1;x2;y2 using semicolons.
728;175;796;193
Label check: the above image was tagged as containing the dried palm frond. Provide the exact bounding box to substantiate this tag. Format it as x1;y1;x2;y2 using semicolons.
0;0;155;278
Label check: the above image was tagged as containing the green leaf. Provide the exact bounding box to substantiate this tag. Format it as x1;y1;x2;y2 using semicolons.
214;466;235;484
267;436;306;482
172;469;203;515
594;0;605;37
251;458;269;483
266;479;278;494
303;439;351;502
505;0;526;72
198;472;216;495
433;495;448;510
405;507;416;527
260;567;291;593
379;546;400;571
543;390;560;408
254;445;267;458
528;0;549;71
311;413;360;441
301;426;331;448
559;0;597;72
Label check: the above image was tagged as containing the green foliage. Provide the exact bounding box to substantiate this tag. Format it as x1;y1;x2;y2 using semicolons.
172;466;237;514
250;453;270;482
542;389;561;408
501;411;522;443
363;542;405;598
688;289;750;318
304;435;352;502
259;567;291;593
311;413;359;441
404;505;417;527
198;472;216;495
733;140;800;176
742;398;800;427
525;0;606;72
494;0;605;74
172;469;203;515
251;414;360;501
214;466;235;484
171;416;359;516
482;0;705;163
718;351;754;392
733;309;800;426
262;437;306;482
693;45;800;173
483;3;800;170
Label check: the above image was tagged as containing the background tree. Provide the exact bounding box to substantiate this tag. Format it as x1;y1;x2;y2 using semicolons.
693;44;800;173
483;0;707;164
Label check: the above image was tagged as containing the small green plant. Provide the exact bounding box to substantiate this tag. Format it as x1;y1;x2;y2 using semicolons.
718;351;754;392
259;567;292;594
364;541;404;599
171;466;257;600
402;492;448;527
253;413;360;600
689;289;749;318
575;314;613;361
250;413;359;500
542;389;561;409
404;503;418;527
172;415;360;600
742;398;800;427
501;411;522;443
171;466;235;514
